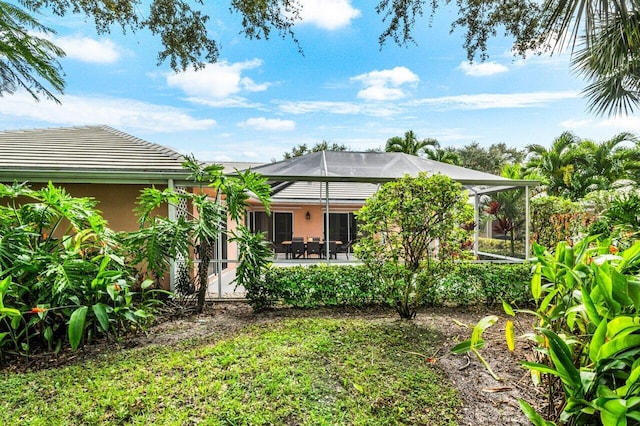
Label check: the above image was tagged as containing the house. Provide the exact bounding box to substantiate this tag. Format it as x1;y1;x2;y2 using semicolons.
0;126;538;298
0;125;197;291
0;125;191;232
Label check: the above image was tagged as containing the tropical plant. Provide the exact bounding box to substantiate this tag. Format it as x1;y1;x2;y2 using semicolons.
355;173;473;319
575;133;640;191
454;142;525;175
0;181;159;357
526;132;585;200
228;227;273;311
0;1;65;101
451;315;502;381
130;155;271;313
527;132;640;200
422;142;462;165
515;237;640;425
384;130;438;157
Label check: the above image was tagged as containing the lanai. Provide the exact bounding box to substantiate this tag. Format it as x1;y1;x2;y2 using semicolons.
245;150;539;261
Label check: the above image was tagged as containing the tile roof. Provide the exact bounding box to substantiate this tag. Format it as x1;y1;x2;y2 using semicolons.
270;181;379;204
0;125;191;184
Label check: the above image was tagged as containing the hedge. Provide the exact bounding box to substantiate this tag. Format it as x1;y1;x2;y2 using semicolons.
248;262;533;310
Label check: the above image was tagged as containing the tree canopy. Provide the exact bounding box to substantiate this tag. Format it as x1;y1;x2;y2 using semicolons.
4;0;638;114
281;141;348;160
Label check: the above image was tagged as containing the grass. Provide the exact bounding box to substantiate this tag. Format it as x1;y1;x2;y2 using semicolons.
0;318;461;425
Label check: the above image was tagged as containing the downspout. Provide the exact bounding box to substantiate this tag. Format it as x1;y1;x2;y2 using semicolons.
167;179;176;291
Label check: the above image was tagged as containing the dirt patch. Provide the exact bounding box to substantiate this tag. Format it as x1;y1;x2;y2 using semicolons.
4;302;545;424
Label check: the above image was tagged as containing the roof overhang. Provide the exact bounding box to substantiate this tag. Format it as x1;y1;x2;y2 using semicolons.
0;169;193;186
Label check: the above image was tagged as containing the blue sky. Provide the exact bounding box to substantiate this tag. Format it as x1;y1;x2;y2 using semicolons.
1;0;638;163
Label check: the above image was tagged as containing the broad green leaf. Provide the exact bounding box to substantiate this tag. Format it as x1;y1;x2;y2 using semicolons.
141;279;155;289
471;315;498;346
518;399;556;426
502;300;515;317
607;316;640;340
611;268;633;307
541;329;581;390
599;398;627;426
627;279;640;310
626;364;640;390
618;241;640;273
451;338;485;354
521;361;569;382
582;283;602;326
0;276;10;295
43;326;53;344
0;307;21;317
532;263;542;301
92;303;110;332
599;335;640;360
68;306;88;351
506;320;515;352
590;318;608;363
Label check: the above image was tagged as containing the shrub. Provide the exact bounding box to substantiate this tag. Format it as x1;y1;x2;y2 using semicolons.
258;265;379;309
531;196;596;249
422;262;532;307
252;262;531;311
0;182;162;358
355;173;473;319
518;237;640;425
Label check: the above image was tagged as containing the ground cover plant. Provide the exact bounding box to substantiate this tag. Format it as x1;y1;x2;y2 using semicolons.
0;317;461;425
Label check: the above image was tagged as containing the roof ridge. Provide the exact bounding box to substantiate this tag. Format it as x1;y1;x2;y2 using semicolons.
98;125;184;161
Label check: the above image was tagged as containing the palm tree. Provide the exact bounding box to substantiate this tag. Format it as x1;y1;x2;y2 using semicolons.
570;8;640;116
526;132;586;199
385;130;438;156
576;132;640;190
423;145;462;165
0;1;65;102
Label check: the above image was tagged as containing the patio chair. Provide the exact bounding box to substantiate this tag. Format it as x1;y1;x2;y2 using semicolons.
291;240;306;259
306;241;322;258
336;239;356;260
322;241;338;259
271;241;288;259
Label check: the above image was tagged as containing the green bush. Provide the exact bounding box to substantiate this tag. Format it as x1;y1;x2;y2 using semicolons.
0;182;163;359
254;262;532;310
422;262;533;307
259;265;379;309
518;238;640;425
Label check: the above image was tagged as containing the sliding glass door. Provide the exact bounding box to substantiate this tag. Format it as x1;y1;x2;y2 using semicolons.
249;211;292;243
323;212;357;243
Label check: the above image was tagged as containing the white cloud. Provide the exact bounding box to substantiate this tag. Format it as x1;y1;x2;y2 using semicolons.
351;67;419;101
277;100;402;117
458;61;509;77
298;0;361;30
412;91;579;110
38;33;120;63
595;116;640;132
561;119;593;129
0;92;215;132
238;117;296;131
166;59;269;101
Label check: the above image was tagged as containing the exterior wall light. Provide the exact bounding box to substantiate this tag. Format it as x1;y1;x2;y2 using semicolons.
306;211;311;220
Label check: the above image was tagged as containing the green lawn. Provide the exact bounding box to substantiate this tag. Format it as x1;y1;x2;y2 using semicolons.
0;318;461;425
